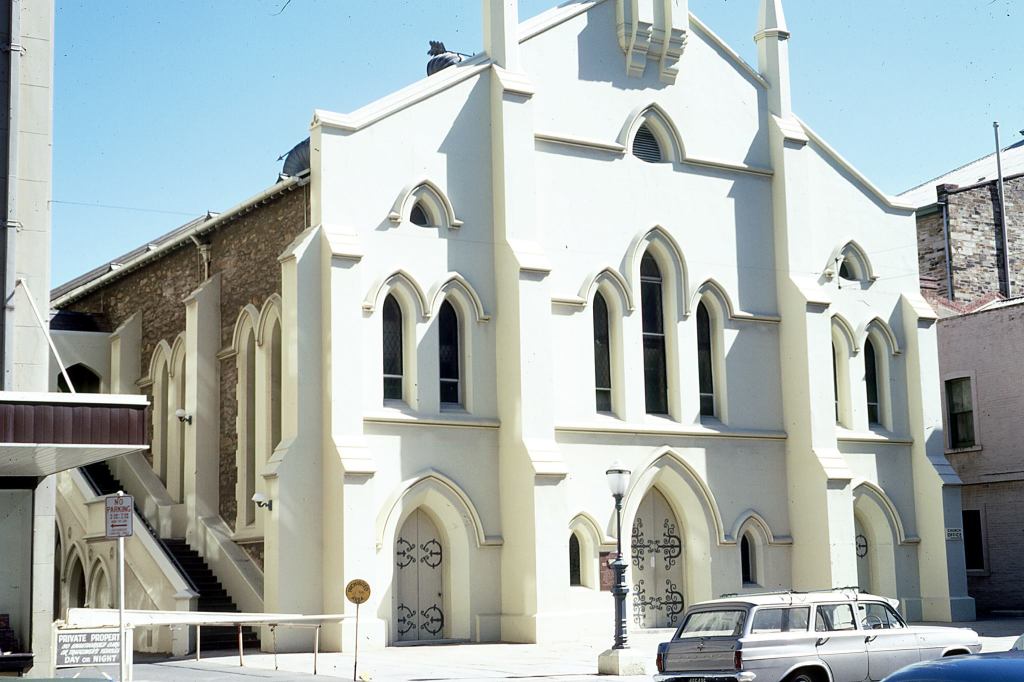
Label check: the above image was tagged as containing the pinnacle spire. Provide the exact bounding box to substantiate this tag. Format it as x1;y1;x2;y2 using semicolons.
757;0;789;38
755;0;792;117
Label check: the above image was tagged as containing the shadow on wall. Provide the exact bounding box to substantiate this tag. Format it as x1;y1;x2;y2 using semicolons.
576;3;669;92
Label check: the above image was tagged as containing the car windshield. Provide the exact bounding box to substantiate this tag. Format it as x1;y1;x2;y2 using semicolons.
678;609;747;638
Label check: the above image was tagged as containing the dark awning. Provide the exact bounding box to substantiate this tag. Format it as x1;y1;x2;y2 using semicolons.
0;392;148;477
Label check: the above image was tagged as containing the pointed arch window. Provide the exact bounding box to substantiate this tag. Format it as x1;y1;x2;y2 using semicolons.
269;321;282;454
569;533;582;586
593;292;612;412
641;252;668;415
696;301;715;417
632;123;662;163
410;201;430;227
242;330;257;527
382;294;404;400
832;342;840;423
864;338;880;425
439;300;461;406
741;533;758;586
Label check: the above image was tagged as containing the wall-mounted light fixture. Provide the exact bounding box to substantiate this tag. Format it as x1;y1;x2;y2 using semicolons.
174;408;193;425
252;492;273;511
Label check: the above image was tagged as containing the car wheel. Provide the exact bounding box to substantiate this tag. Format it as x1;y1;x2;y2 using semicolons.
785;671;819;682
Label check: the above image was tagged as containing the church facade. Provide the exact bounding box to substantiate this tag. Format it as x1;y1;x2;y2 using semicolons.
51;0;973;653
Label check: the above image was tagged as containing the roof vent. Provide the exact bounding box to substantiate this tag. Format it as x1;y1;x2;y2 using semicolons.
279;137;310;178
427;40;464;76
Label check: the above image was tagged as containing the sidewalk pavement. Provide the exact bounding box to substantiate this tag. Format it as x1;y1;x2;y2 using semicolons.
59;619;1024;682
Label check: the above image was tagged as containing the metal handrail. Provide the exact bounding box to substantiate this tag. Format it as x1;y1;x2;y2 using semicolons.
78;465;200;594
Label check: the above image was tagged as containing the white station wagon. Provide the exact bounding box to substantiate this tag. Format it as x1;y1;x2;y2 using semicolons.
653;591;980;682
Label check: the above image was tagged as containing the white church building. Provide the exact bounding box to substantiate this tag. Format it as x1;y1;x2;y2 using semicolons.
50;0;974;653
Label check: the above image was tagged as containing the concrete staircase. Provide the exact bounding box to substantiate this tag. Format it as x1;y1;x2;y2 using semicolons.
80;462;260;651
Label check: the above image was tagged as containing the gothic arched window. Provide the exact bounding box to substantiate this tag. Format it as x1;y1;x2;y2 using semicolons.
741;533;757;586
696;301;715;417
641;252;668;415
593;292;612;412
865;338;880;425
439;300;461;406
632;123;663;163
569;533;582;586
383;294;404;401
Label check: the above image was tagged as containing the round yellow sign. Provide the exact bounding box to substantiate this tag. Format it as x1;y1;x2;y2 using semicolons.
345;579;371;605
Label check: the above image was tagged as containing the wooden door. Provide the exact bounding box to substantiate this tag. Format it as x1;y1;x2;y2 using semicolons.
631;487;685;628
855;517;872;593
395;509;445;642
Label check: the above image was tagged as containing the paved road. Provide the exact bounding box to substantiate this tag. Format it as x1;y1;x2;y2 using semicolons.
57;619;1023;682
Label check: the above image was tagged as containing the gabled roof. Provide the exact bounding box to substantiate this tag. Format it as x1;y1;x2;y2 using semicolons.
900;139;1024;209
52;175;307;307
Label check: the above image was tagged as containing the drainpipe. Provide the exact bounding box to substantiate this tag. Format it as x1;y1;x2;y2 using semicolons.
2;0;22;390
190;235;211;280
994;122;1011;298
940;199;953;300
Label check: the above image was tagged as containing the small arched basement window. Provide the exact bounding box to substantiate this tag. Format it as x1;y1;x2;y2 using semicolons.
410;201;431;227
864;338;880;425
741;533;757;586
696;301;715;417
57;364;101;393
593;292;612;413
569;533;582;586
640;252;668;415
382;294;404;400
632;123;663;163
438;300;461;406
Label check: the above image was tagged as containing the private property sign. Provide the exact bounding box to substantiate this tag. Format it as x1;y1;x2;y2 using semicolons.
55;628;120;667
105;494;133;538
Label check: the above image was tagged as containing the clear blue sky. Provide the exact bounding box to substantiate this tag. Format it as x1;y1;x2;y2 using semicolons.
52;0;1022;288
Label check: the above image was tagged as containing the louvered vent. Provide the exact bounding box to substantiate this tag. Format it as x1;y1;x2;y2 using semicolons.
410;202;430;226
632;124;663;163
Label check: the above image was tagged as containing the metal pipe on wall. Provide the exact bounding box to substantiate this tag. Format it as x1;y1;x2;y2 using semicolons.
994;122;1011;298
941;199;953;300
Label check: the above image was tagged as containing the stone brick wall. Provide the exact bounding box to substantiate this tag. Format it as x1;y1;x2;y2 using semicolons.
922;174;1024;306
916;208;948;298
61;184;309;538
71;244;202;461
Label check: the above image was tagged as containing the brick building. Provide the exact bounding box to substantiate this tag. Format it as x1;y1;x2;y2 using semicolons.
903;137;1024;613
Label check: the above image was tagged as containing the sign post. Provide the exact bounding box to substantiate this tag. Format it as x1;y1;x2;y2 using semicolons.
345;579;371;682
105;492;133;682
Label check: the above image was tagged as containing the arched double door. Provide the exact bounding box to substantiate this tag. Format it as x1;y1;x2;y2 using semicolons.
631;487;686;629
394;509;446;642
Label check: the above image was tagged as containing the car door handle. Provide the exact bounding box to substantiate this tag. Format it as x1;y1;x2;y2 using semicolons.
865;635;878;643
816;637;830;646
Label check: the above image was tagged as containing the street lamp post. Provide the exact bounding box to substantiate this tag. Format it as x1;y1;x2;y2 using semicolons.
605;462;631;651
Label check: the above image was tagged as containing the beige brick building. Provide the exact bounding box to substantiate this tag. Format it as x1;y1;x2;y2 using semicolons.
903;138;1024;613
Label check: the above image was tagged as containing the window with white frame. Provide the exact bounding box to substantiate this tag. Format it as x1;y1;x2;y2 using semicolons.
632;123;663;163
740;532;758;586
864;337;881;426
382;294;404;401
569;533;582;586
945;377;975;449
438;300;461;406
410;201;431;227
696;301;715;417
832;342;841;423
593;292;613;413
641;252;669;415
